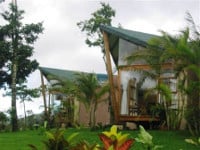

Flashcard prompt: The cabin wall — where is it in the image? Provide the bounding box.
[78,93,110,126]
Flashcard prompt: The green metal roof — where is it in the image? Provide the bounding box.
[39,67,108,83]
[100,25,159,66]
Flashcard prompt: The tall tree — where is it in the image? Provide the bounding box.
[157,14,200,134]
[75,73,109,128]
[77,2,115,57]
[48,78,77,126]
[0,3,43,131]
[77,2,115,124]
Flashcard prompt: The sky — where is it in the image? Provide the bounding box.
[0,0,199,117]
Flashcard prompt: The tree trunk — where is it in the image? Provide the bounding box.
[10,0,19,132]
[89,104,92,127]
[48,93,51,117]
[92,101,97,128]
[11,62,18,131]
[22,99,27,128]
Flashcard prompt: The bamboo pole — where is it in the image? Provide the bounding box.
[102,31,119,122]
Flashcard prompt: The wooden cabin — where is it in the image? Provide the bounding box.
[39,67,110,127]
[100,25,177,124]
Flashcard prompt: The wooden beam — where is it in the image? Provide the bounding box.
[118,63,173,70]
[103,31,119,122]
[119,115,160,122]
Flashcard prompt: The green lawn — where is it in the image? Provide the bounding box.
[0,128,198,150]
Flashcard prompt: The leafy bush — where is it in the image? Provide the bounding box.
[185,137,200,146]
[99,125,134,150]
[28,125,163,150]
[29,129,78,150]
[185,107,200,136]
[136,125,163,150]
[71,140,100,150]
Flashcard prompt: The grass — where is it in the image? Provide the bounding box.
[0,128,199,150]
[0,130,44,150]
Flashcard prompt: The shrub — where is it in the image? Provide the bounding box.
[185,137,200,146]
[185,107,200,136]
[136,125,163,150]
[29,129,78,150]
[29,125,162,150]
[99,125,134,150]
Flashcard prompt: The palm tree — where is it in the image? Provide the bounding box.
[75,72,109,128]
[48,78,76,127]
[158,14,200,134]
[127,13,200,132]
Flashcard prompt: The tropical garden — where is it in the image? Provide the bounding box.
[0,1,200,150]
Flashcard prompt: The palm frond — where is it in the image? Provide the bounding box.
[157,83,172,102]
[185,11,200,40]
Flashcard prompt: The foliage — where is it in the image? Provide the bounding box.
[77,1,116,125]
[126,13,200,133]
[156,14,200,134]
[146,83,181,130]
[0,3,43,131]
[99,125,134,150]
[0,3,43,86]
[29,129,79,150]
[75,72,109,128]
[77,2,115,53]
[185,107,200,136]
[136,125,163,150]
[155,84,182,130]
[185,137,200,146]
[29,125,134,150]
[29,128,100,150]
[0,111,8,131]
[71,141,100,150]
[5,83,40,129]
[46,75,79,127]
[150,104,165,120]
[37,121,48,135]
[0,128,198,150]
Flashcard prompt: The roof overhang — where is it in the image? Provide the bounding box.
[100,25,159,66]
[39,67,108,83]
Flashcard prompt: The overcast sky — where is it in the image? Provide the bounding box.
[0,0,199,116]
